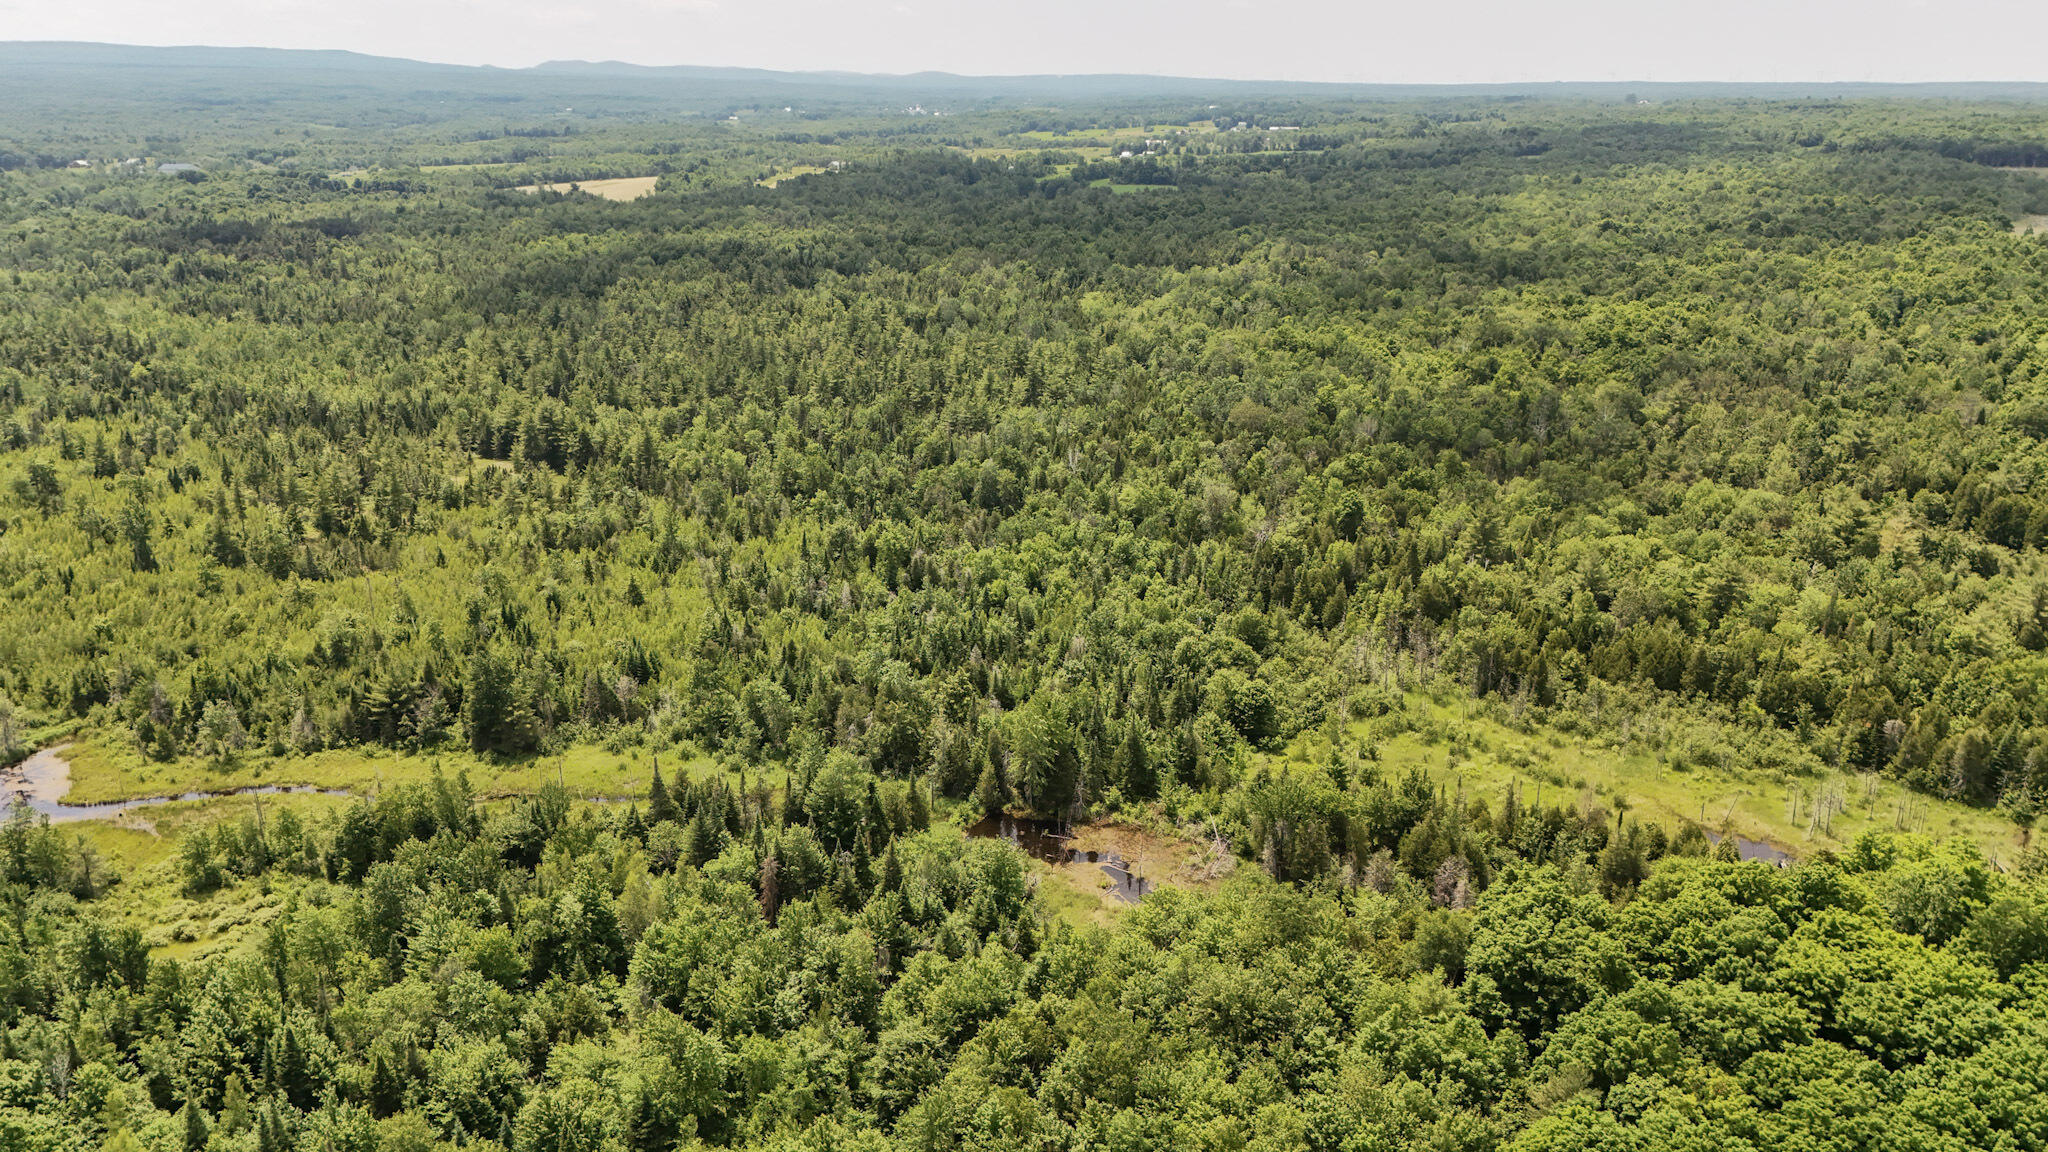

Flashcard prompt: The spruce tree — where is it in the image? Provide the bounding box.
[647,761,680,825]
[879,843,904,896]
[369,1051,402,1118]
[254,1106,282,1152]
[1121,717,1155,800]
[975,753,1005,815]
[907,776,931,831]
[180,1100,210,1152]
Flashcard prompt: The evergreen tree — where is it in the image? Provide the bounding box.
[907,777,931,831]
[369,1051,402,1119]
[180,1100,210,1152]
[975,753,1006,814]
[1120,717,1155,800]
[647,761,680,826]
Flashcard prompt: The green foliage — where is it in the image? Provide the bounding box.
[4,780,2046,1152]
[9,86,2048,838]
[9,60,2048,1150]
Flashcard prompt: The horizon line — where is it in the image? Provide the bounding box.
[10,40,2048,90]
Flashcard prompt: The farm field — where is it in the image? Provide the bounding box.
[513,173,661,198]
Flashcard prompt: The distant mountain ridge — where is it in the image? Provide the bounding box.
[0,41,453,72]
[10,41,2048,100]
[0,42,1384,97]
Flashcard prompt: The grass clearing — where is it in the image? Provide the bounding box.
[1087,179,1179,194]
[757,164,833,187]
[514,175,661,200]
[1033,869,1120,929]
[53,734,767,805]
[1261,691,2030,867]
[55,792,360,960]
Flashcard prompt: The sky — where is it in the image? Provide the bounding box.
[3,0,2046,83]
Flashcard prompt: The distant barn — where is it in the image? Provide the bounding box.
[157,162,200,174]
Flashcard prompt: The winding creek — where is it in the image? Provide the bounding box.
[3,745,1800,876]
[1,746,352,823]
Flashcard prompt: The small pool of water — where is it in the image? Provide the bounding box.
[966,814,1153,902]
[1706,831,1795,867]
[2,746,353,824]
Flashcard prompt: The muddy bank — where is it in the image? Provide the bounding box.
[1,746,352,823]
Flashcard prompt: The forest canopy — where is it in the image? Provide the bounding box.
[7,46,2048,1152]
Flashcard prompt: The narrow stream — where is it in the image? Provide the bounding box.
[1,746,353,824]
[966,814,1153,902]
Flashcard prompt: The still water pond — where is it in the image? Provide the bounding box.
[966,814,1153,902]
[1706,832,1795,867]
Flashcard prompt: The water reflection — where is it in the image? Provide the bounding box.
[966,814,1153,902]
[1706,831,1795,867]
[2,746,352,824]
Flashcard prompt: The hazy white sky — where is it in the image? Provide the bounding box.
[2,0,2044,82]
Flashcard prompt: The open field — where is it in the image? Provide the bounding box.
[1998,165,2048,233]
[757,164,835,187]
[1011,122,1217,143]
[48,736,757,805]
[1089,179,1179,194]
[513,174,661,200]
[1260,691,2030,868]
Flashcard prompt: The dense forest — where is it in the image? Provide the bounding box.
[4,769,2048,1152]
[8,44,2048,1151]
